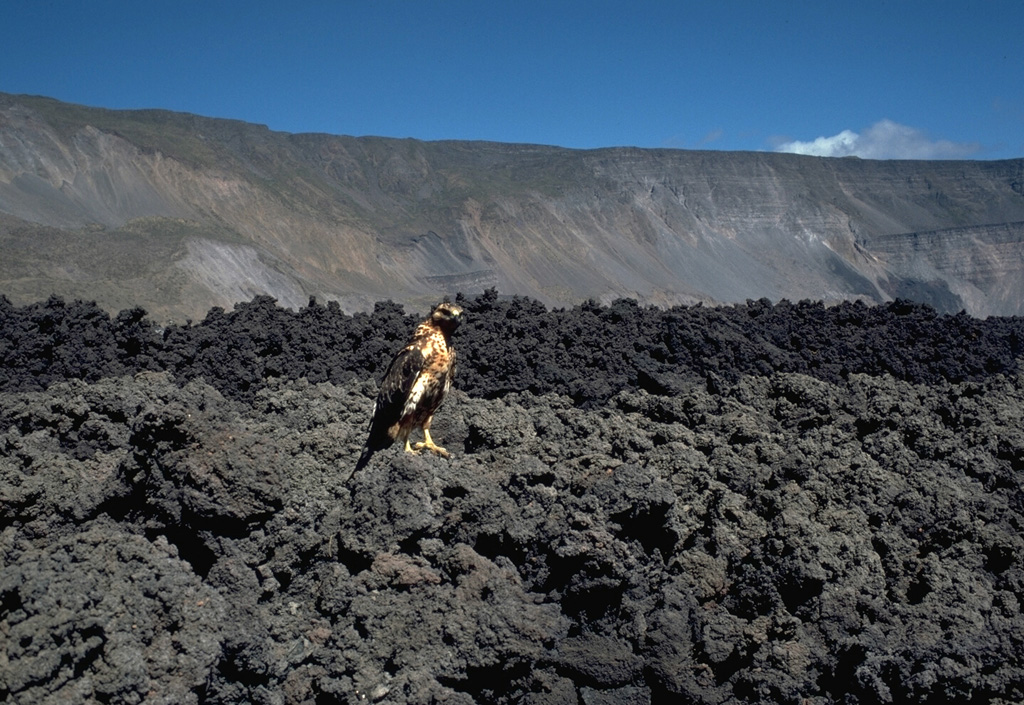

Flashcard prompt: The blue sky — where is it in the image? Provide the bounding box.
[2,1,1022,159]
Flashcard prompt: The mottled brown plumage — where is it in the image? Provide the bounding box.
[348,302,463,479]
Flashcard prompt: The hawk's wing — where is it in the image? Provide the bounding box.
[348,344,426,480]
[365,343,426,450]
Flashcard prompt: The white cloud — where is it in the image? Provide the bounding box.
[775,120,981,159]
[697,128,724,147]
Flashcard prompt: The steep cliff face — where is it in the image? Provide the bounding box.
[864,222,1024,315]
[2,93,1023,319]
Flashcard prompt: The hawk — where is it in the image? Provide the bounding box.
[348,302,464,479]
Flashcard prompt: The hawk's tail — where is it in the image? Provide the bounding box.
[346,445,375,482]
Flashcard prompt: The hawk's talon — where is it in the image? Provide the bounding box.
[413,441,450,458]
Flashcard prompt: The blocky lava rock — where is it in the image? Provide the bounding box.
[2,292,1024,703]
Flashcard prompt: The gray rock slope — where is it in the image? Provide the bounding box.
[2,93,1024,320]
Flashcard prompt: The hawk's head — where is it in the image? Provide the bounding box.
[430,302,464,335]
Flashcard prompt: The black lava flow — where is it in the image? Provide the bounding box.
[2,290,1021,403]
[3,290,1024,705]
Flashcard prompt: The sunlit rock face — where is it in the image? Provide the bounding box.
[2,93,1024,321]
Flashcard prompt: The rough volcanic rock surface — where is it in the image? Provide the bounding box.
[2,292,1024,704]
